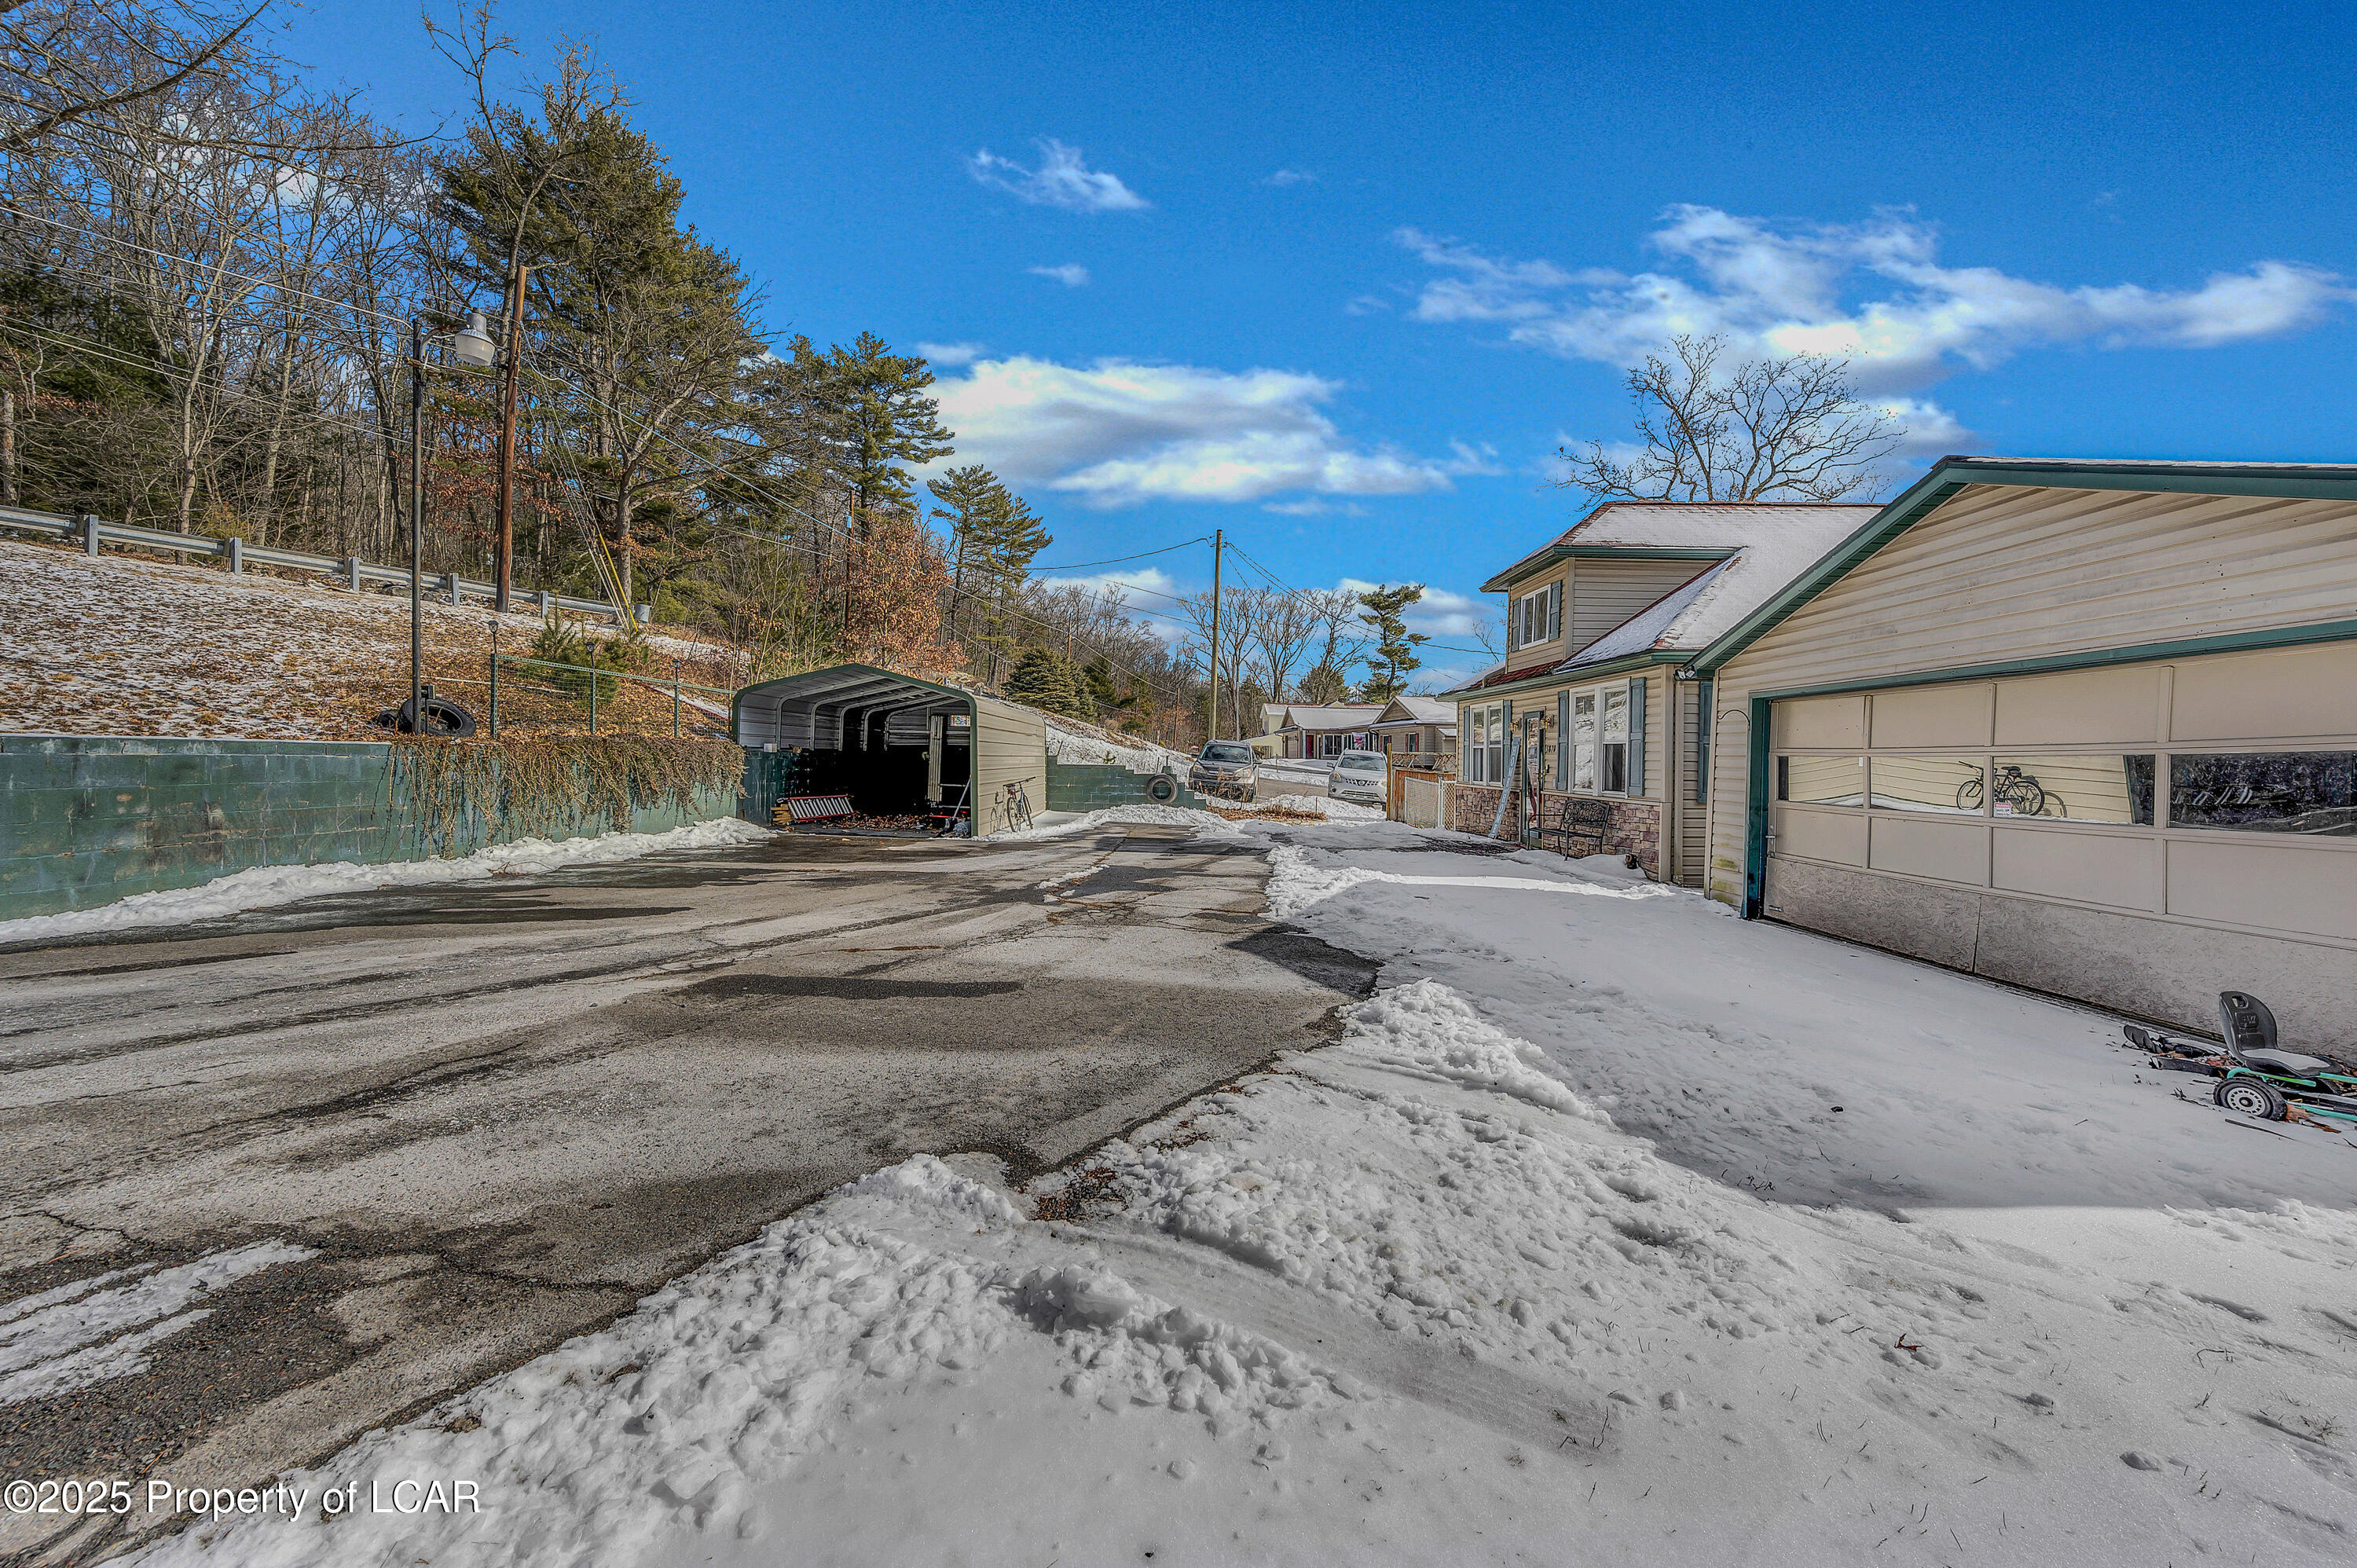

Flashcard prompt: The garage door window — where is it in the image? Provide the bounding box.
[1990,755,2155,824]
[2169,751,2357,836]
[1868,756,1985,814]
[1777,755,1864,806]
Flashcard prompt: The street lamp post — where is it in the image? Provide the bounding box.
[409,318,426,731]
[493,258,530,614]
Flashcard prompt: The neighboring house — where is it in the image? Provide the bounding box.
[1686,456,2357,1046]
[1450,502,1873,882]
[1369,696,1456,759]
[1263,703,1387,758]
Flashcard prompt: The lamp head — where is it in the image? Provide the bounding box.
[454,310,497,369]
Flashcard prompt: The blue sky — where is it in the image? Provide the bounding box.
[289,1,2357,687]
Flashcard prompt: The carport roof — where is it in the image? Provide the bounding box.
[732,663,975,738]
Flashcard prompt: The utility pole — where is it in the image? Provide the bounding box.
[1206,527,1224,741]
[493,258,530,614]
[408,319,426,729]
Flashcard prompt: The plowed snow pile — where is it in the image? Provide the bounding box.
[136,819,2357,1568]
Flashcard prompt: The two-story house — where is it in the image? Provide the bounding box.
[1448,501,1872,882]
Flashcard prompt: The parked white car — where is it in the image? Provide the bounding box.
[1329,749,1387,805]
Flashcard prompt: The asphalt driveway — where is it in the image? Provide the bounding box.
[0,823,1375,1563]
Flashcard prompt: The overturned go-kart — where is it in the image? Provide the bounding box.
[2130,990,2357,1135]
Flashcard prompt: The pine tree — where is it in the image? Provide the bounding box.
[928,463,1049,683]
[1081,653,1119,714]
[1005,646,1097,720]
[438,97,764,606]
[808,333,953,532]
[1355,584,1428,703]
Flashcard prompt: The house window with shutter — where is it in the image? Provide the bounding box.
[1509,581,1562,651]
[1558,676,1651,797]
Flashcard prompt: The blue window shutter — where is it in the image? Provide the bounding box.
[1695,680,1712,804]
[1546,583,1561,642]
[1556,691,1571,789]
[1626,676,1648,796]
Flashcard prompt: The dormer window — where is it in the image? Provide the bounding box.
[1508,581,1562,650]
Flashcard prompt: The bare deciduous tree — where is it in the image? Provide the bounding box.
[0,0,267,156]
[1558,333,1903,503]
[1243,583,1318,704]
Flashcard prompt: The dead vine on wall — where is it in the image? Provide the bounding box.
[391,735,742,852]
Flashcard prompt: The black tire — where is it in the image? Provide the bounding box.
[1956,778,1985,811]
[1146,775,1176,804]
[2016,781,2047,817]
[2214,1075,2287,1120]
[399,694,477,738]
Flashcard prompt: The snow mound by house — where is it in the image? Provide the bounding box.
[0,817,772,945]
[998,804,1247,841]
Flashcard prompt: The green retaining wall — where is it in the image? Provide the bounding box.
[0,735,739,922]
[1043,760,1210,812]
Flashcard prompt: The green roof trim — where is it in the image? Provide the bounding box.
[1482,545,1736,594]
[1691,457,2357,677]
[1449,650,1688,704]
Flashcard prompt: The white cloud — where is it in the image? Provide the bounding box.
[1028,263,1091,288]
[1871,397,1972,456]
[1265,168,1317,187]
[1398,207,2350,399]
[1036,565,1176,597]
[966,139,1149,213]
[1261,498,1367,517]
[1333,579,1493,643]
[928,356,1475,509]
[917,340,986,367]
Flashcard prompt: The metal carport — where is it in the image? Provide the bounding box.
[733,664,1047,837]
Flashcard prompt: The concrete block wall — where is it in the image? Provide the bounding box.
[0,735,736,921]
[1044,760,1210,812]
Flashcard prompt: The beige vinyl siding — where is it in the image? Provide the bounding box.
[970,694,1047,837]
[1705,484,2357,905]
[1567,560,1711,654]
[1701,481,2357,1041]
[1501,571,1568,665]
[1674,678,1704,886]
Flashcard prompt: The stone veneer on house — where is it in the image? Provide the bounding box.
[1451,783,1662,879]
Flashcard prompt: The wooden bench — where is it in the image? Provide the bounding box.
[1537,796,1611,858]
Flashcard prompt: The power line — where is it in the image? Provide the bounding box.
[1030,536,1208,573]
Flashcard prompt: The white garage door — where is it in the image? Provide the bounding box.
[1761,641,2357,1039]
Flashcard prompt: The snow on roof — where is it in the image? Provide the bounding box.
[1446,504,1872,693]
[1554,500,1875,552]
[1373,696,1453,724]
[1278,704,1385,728]
[1556,560,1734,670]
[1484,499,1879,591]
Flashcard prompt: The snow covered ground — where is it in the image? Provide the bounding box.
[0,537,742,740]
[1045,718,1192,775]
[0,818,772,945]
[131,818,2357,1567]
